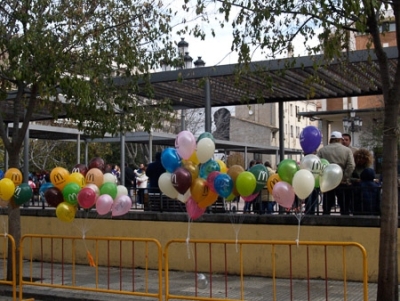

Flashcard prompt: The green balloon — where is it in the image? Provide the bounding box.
[14,183,33,206]
[249,164,269,193]
[277,159,299,184]
[62,182,81,205]
[197,132,215,142]
[100,182,118,199]
[236,171,256,197]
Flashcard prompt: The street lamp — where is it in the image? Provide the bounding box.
[342,109,363,132]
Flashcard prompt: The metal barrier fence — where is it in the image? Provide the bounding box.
[164,239,369,301]
[18,235,163,301]
[0,234,17,300]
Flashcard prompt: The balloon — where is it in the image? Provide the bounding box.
[213,173,233,198]
[96,194,114,215]
[4,168,23,186]
[277,159,299,184]
[199,159,220,179]
[112,195,132,217]
[267,174,281,194]
[190,178,208,203]
[88,157,105,172]
[103,173,117,184]
[197,190,218,209]
[77,187,97,209]
[216,160,227,173]
[115,185,128,199]
[316,159,330,188]
[50,167,70,190]
[242,192,259,202]
[292,169,315,200]
[62,182,81,205]
[197,132,215,142]
[0,170,4,180]
[85,168,104,188]
[299,126,322,155]
[300,154,322,188]
[236,171,256,197]
[100,182,118,199]
[206,171,220,193]
[196,138,215,164]
[44,187,64,207]
[13,183,33,206]
[56,202,77,222]
[161,148,182,173]
[71,164,88,176]
[158,172,179,199]
[175,130,197,160]
[85,183,100,196]
[0,178,16,201]
[186,197,206,220]
[188,152,200,165]
[227,165,245,196]
[182,160,199,181]
[225,193,236,202]
[171,167,193,194]
[39,182,54,202]
[176,189,191,203]
[319,164,343,193]
[249,164,269,193]
[272,182,295,209]
[68,172,86,188]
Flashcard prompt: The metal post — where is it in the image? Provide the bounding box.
[205,79,211,132]
[76,134,81,164]
[279,102,285,162]
[23,122,29,183]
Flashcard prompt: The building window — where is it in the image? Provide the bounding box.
[290,104,293,116]
[290,125,293,138]
[296,126,300,138]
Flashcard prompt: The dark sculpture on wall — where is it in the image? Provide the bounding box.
[213,108,230,140]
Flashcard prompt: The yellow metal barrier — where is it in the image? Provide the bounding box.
[0,234,17,300]
[19,234,163,301]
[164,239,369,301]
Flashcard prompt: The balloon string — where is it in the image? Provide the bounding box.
[186,217,192,259]
[295,218,301,247]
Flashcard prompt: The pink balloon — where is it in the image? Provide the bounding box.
[175,131,196,160]
[272,182,295,209]
[242,192,259,202]
[96,194,114,215]
[77,187,97,209]
[206,171,220,193]
[186,197,206,220]
[112,195,132,217]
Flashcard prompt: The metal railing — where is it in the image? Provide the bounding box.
[0,234,17,300]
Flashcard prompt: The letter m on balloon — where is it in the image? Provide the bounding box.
[54,173,64,183]
[257,171,268,182]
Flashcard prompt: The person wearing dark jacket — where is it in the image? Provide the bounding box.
[146,152,166,193]
[358,168,381,215]
[124,163,136,198]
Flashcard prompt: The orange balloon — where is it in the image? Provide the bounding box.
[182,160,199,180]
[227,165,244,196]
[197,190,218,209]
[85,168,104,188]
[267,174,281,194]
[50,167,70,191]
[68,172,86,188]
[4,168,23,186]
[190,178,208,203]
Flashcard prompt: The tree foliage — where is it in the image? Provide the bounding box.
[182,0,400,299]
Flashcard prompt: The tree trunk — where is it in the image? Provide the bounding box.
[377,94,399,300]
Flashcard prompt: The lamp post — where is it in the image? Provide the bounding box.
[342,109,363,133]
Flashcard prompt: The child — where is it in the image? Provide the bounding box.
[359,168,381,215]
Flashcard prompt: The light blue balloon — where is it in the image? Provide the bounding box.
[199,159,220,179]
[39,182,54,201]
[214,173,233,198]
[161,148,182,173]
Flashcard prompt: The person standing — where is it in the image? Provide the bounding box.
[317,131,355,215]
[260,161,276,214]
[243,160,257,213]
[146,152,166,194]
[134,164,148,205]
[124,163,136,199]
[342,133,358,154]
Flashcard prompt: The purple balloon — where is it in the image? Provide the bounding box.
[299,126,322,155]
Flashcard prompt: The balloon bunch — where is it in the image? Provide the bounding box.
[159,131,272,220]
[0,168,31,207]
[42,158,131,223]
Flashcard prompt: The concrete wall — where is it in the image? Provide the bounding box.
[13,210,392,283]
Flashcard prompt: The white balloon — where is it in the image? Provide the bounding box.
[196,138,215,163]
[292,169,315,200]
[319,164,343,193]
[158,172,179,199]
[115,185,128,199]
[85,183,100,197]
[103,172,117,184]
[300,154,322,179]
[177,189,191,203]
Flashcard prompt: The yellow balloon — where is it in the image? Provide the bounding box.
[216,160,227,173]
[4,168,23,186]
[50,167,70,191]
[0,178,16,201]
[188,152,200,165]
[267,174,281,195]
[190,178,208,203]
[56,202,77,223]
[68,172,86,188]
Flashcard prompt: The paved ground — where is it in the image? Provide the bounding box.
[0,260,378,301]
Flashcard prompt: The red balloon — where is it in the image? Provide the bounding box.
[206,171,220,193]
[89,157,105,172]
[171,167,192,194]
[77,187,97,209]
[44,187,64,208]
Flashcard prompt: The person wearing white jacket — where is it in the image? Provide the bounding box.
[134,165,148,205]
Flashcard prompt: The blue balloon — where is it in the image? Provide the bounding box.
[39,182,54,201]
[161,148,182,173]
[0,169,4,180]
[214,173,233,198]
[299,126,322,155]
[199,159,220,179]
